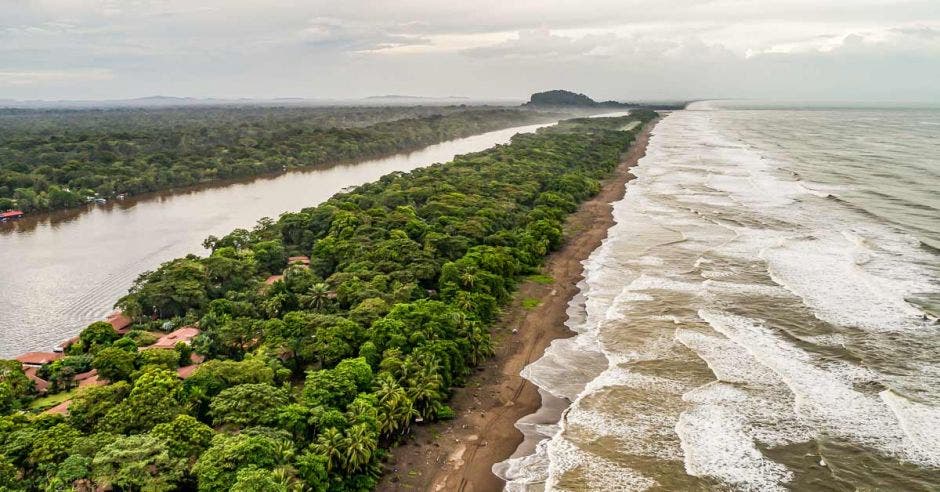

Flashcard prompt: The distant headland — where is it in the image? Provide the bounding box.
[524,89,686,110]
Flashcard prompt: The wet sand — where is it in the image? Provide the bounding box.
[378,119,658,491]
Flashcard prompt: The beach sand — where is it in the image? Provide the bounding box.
[377,119,658,492]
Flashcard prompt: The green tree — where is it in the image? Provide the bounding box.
[208,383,289,428]
[373,372,416,439]
[27,423,82,468]
[230,466,296,492]
[150,414,215,460]
[309,427,345,473]
[251,240,286,274]
[342,423,378,473]
[192,433,287,492]
[91,434,186,492]
[137,348,180,372]
[101,368,182,434]
[67,382,131,433]
[92,346,136,382]
[0,360,33,409]
[78,321,119,353]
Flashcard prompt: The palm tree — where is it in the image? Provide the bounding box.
[374,373,417,438]
[459,268,477,289]
[303,282,331,311]
[272,466,303,492]
[342,423,377,473]
[453,291,475,312]
[310,427,345,472]
[466,323,494,367]
[406,361,444,420]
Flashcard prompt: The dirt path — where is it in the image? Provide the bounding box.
[378,119,659,491]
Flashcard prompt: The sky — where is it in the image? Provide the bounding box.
[2,0,939,102]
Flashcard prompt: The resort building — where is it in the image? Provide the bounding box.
[147,326,201,349]
[16,351,63,368]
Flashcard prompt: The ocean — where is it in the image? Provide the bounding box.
[496,103,940,490]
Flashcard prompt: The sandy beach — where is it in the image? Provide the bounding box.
[378,119,658,491]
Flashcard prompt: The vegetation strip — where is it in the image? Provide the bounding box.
[0,111,656,491]
[0,107,551,214]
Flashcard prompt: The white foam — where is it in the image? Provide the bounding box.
[762,233,929,332]
[881,390,940,466]
[545,438,657,491]
[677,401,794,491]
[700,309,937,467]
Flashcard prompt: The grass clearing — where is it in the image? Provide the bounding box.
[29,389,77,410]
[527,273,555,285]
[521,298,542,310]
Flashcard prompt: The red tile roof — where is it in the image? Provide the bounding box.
[106,311,133,333]
[0,210,24,219]
[78,373,105,388]
[264,275,284,285]
[16,352,63,366]
[55,335,81,353]
[74,369,105,388]
[177,365,199,379]
[22,366,49,394]
[288,256,310,266]
[148,326,201,349]
[74,369,97,381]
[43,400,71,415]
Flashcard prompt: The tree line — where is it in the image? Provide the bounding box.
[0,106,552,214]
[0,111,657,491]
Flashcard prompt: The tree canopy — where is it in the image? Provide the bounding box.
[0,111,656,491]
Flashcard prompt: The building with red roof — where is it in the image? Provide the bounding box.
[176,365,199,379]
[106,311,133,334]
[0,210,24,220]
[74,369,105,388]
[22,366,50,394]
[43,400,71,415]
[147,326,201,349]
[16,352,63,367]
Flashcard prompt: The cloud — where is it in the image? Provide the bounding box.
[0,0,938,100]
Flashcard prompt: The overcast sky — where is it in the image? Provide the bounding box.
[2,0,939,102]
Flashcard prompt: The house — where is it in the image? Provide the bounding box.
[106,311,133,334]
[176,365,199,379]
[146,326,201,349]
[0,210,24,221]
[53,335,80,353]
[16,352,63,368]
[264,275,284,285]
[22,366,50,394]
[75,369,105,388]
[43,400,71,415]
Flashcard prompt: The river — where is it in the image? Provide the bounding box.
[0,121,556,358]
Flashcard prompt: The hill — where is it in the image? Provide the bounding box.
[524,89,687,110]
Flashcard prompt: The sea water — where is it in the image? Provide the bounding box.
[496,103,940,490]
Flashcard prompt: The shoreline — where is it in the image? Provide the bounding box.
[377,118,658,491]
[0,116,561,235]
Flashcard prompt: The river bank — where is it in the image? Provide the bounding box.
[377,118,658,491]
[0,121,561,359]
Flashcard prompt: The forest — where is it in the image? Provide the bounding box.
[0,106,552,214]
[0,111,657,491]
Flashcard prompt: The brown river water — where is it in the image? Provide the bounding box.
[0,121,555,358]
